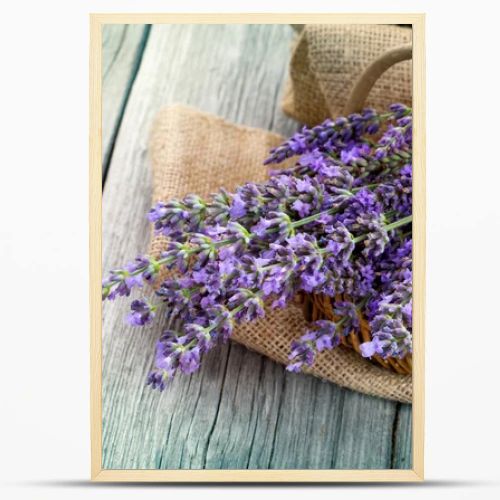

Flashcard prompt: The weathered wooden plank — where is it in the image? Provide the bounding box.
[392,403,413,469]
[332,391,397,469]
[102,24,411,470]
[265,375,346,469]
[102,24,149,174]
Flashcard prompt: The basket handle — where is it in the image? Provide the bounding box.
[344,44,412,115]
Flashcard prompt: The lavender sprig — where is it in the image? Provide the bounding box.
[103,104,414,390]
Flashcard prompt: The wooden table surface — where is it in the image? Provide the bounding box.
[101,24,412,470]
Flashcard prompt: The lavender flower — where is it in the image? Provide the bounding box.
[102,256,160,300]
[287,320,340,372]
[154,329,203,377]
[103,104,414,389]
[147,369,170,391]
[127,299,157,326]
[340,141,371,166]
[264,108,384,165]
[360,337,385,358]
[228,289,265,323]
[333,301,361,337]
[374,117,412,161]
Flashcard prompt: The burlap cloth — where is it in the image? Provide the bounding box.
[282,24,412,126]
[149,105,412,403]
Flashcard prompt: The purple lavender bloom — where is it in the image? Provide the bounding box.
[179,346,201,374]
[333,301,360,337]
[206,305,234,342]
[251,212,294,243]
[160,241,192,273]
[192,263,222,294]
[286,361,304,373]
[299,150,329,172]
[292,199,312,218]
[359,236,413,359]
[183,194,207,228]
[316,334,334,351]
[148,200,189,236]
[151,332,183,382]
[218,222,251,260]
[229,193,247,219]
[126,299,156,326]
[313,320,339,351]
[102,256,157,300]
[295,176,314,193]
[206,189,232,226]
[251,217,273,238]
[148,194,210,236]
[152,328,208,378]
[360,341,375,357]
[259,243,298,306]
[286,340,315,372]
[360,337,386,358]
[146,369,171,391]
[368,314,411,359]
[156,278,195,320]
[263,175,294,211]
[155,330,181,360]
[355,261,376,296]
[103,104,414,389]
[338,188,382,231]
[287,320,340,372]
[230,290,265,323]
[389,103,411,119]
[374,113,412,161]
[300,269,325,292]
[102,274,137,301]
[361,223,390,259]
[298,151,348,181]
[147,201,169,223]
[402,301,413,328]
[390,164,413,216]
[286,233,326,293]
[324,223,355,264]
[340,141,371,165]
[264,107,387,165]
[232,183,264,219]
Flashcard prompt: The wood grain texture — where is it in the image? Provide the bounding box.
[101,23,412,470]
[392,403,413,469]
[102,24,150,175]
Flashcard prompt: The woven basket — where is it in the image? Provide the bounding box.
[301,44,413,375]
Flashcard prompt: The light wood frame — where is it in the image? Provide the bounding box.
[90,12,425,482]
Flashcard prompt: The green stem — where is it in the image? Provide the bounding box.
[352,215,412,244]
[379,214,412,233]
[105,210,412,289]
[291,205,345,229]
[352,183,380,192]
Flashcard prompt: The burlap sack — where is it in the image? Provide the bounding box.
[149,105,412,403]
[282,24,412,126]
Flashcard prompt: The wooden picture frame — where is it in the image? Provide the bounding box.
[90,12,425,482]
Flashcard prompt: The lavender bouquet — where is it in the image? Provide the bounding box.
[102,103,413,390]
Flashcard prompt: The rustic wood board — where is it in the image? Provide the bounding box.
[101,23,412,470]
[102,24,150,177]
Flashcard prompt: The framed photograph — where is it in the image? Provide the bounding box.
[90,13,425,482]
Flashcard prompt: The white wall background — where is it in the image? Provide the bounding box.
[0,1,499,499]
